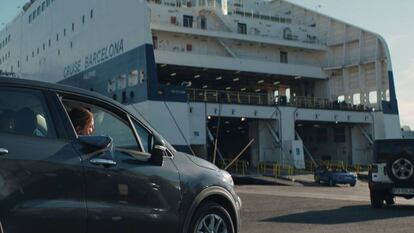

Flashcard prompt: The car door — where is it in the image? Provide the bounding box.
[0,87,86,233]
[59,95,182,233]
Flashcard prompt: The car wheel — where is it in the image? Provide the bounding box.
[370,190,384,208]
[387,153,414,185]
[328,179,335,187]
[190,202,235,233]
[350,182,356,187]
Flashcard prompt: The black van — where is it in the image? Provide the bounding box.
[370,139,414,208]
[0,77,241,233]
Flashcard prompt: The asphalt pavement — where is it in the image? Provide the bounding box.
[236,176,414,233]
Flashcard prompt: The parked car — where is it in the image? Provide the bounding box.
[314,166,357,187]
[0,77,241,233]
[369,139,414,208]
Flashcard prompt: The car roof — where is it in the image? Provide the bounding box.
[0,77,157,129]
[0,77,128,112]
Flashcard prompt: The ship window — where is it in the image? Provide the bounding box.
[385,90,390,101]
[353,93,360,105]
[42,2,46,11]
[70,41,73,48]
[280,51,288,63]
[37,6,41,16]
[58,49,60,56]
[29,14,33,23]
[64,29,66,36]
[32,11,36,20]
[32,51,34,58]
[26,56,28,62]
[56,33,59,42]
[17,60,20,68]
[82,15,85,24]
[43,43,45,51]
[49,39,51,47]
[237,23,247,34]
[90,9,94,19]
[46,0,50,7]
[72,23,75,31]
[369,91,377,104]
[183,15,193,28]
[128,70,139,87]
[37,48,39,54]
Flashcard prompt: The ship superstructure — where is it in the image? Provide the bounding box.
[0,0,402,168]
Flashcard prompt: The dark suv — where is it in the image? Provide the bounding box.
[0,78,241,233]
[369,139,414,208]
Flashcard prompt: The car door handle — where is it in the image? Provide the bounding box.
[0,148,8,156]
[90,158,117,167]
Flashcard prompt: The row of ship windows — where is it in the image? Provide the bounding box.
[28,0,56,24]
[0,34,11,51]
[0,51,11,65]
[25,9,94,61]
[1,9,95,70]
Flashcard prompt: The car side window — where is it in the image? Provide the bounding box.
[63,100,143,152]
[132,120,153,153]
[92,109,138,148]
[0,88,56,138]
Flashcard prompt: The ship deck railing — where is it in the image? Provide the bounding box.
[148,0,327,46]
[186,88,372,112]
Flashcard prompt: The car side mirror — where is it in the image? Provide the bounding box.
[78,135,113,156]
[151,135,167,166]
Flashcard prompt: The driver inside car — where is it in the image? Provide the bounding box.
[68,107,95,136]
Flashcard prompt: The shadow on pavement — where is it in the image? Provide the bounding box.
[233,176,284,186]
[262,205,414,224]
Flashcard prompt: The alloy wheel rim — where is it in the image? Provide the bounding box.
[196,214,228,233]
[392,158,414,180]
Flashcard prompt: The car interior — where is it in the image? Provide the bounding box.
[0,91,52,137]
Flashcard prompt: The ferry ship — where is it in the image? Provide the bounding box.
[0,0,402,168]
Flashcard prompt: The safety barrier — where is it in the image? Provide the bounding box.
[257,162,294,179]
[187,89,371,112]
[222,160,249,175]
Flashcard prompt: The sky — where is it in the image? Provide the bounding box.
[1,0,413,128]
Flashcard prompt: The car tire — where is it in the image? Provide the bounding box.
[350,182,356,187]
[370,189,384,208]
[386,153,414,185]
[328,179,335,187]
[189,202,235,233]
